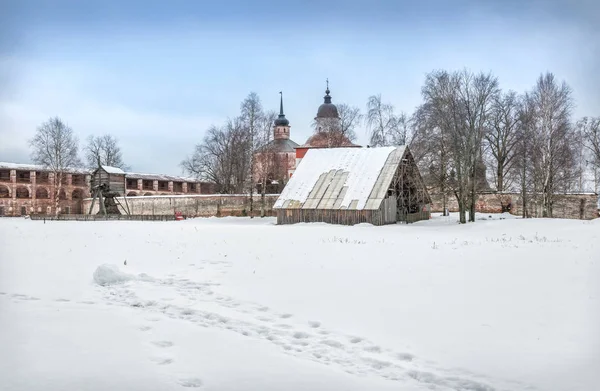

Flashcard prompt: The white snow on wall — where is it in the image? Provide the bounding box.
[274,147,397,210]
[0,162,89,174]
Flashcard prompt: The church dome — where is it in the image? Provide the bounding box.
[315,83,339,119]
[274,115,289,126]
[274,92,290,126]
[316,102,339,119]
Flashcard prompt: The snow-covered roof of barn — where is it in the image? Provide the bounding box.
[101,165,125,174]
[274,146,406,210]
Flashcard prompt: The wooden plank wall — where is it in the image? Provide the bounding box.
[276,208,390,226]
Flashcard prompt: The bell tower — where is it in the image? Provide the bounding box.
[274,91,290,140]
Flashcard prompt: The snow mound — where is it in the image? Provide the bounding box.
[93,264,134,286]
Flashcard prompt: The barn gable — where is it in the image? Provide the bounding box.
[274,146,400,211]
[274,146,431,226]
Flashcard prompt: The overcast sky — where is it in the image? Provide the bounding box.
[1,0,598,176]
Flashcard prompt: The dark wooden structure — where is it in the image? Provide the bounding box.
[89,166,129,215]
[274,146,431,226]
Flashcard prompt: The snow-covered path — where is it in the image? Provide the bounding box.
[1,214,598,390]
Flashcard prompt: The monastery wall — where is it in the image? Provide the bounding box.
[83,194,279,217]
[429,191,598,220]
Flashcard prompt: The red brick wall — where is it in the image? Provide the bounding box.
[0,170,90,217]
[429,191,598,220]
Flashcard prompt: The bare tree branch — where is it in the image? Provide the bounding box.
[85,134,129,170]
[29,117,82,216]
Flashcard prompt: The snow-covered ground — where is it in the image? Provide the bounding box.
[0,214,598,391]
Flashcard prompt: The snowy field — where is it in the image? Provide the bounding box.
[0,214,598,391]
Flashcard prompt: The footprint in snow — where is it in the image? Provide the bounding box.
[308,321,321,328]
[146,317,162,322]
[279,313,293,319]
[396,352,414,361]
[150,357,174,365]
[293,331,310,339]
[178,378,203,388]
[363,357,392,370]
[349,336,362,344]
[12,294,40,301]
[364,345,382,353]
[139,326,152,332]
[321,339,344,349]
[55,298,70,302]
[151,341,174,348]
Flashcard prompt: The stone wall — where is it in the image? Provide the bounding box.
[0,171,90,217]
[429,191,599,220]
[83,194,279,217]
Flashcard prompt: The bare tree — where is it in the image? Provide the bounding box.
[410,104,452,215]
[514,94,536,218]
[85,134,129,170]
[366,94,397,147]
[580,117,600,165]
[240,92,267,216]
[528,73,575,217]
[182,92,277,203]
[578,116,600,193]
[390,112,411,146]
[337,103,362,142]
[457,70,499,222]
[485,91,521,192]
[310,104,360,147]
[29,117,82,216]
[253,142,285,217]
[419,69,498,223]
[181,119,248,194]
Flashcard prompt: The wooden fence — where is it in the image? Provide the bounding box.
[400,211,431,224]
[29,214,178,222]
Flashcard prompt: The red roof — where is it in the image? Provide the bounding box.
[297,131,361,149]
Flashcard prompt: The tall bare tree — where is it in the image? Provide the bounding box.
[181,119,248,194]
[182,92,276,202]
[485,91,521,192]
[366,94,398,147]
[85,134,129,170]
[410,104,452,215]
[29,117,82,216]
[310,103,360,147]
[514,94,536,217]
[458,70,499,222]
[390,112,411,146]
[528,73,575,217]
[240,92,267,216]
[419,69,498,223]
[337,103,362,142]
[578,116,600,193]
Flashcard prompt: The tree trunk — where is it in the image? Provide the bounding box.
[442,192,447,217]
[468,167,476,222]
[521,170,527,219]
[260,178,266,218]
[54,172,62,216]
[455,188,467,224]
[497,163,504,192]
[459,196,467,224]
[249,176,254,218]
[441,163,448,216]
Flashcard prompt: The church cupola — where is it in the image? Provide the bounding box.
[315,79,340,120]
[274,91,291,140]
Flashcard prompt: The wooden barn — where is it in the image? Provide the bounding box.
[90,166,126,195]
[273,146,431,226]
